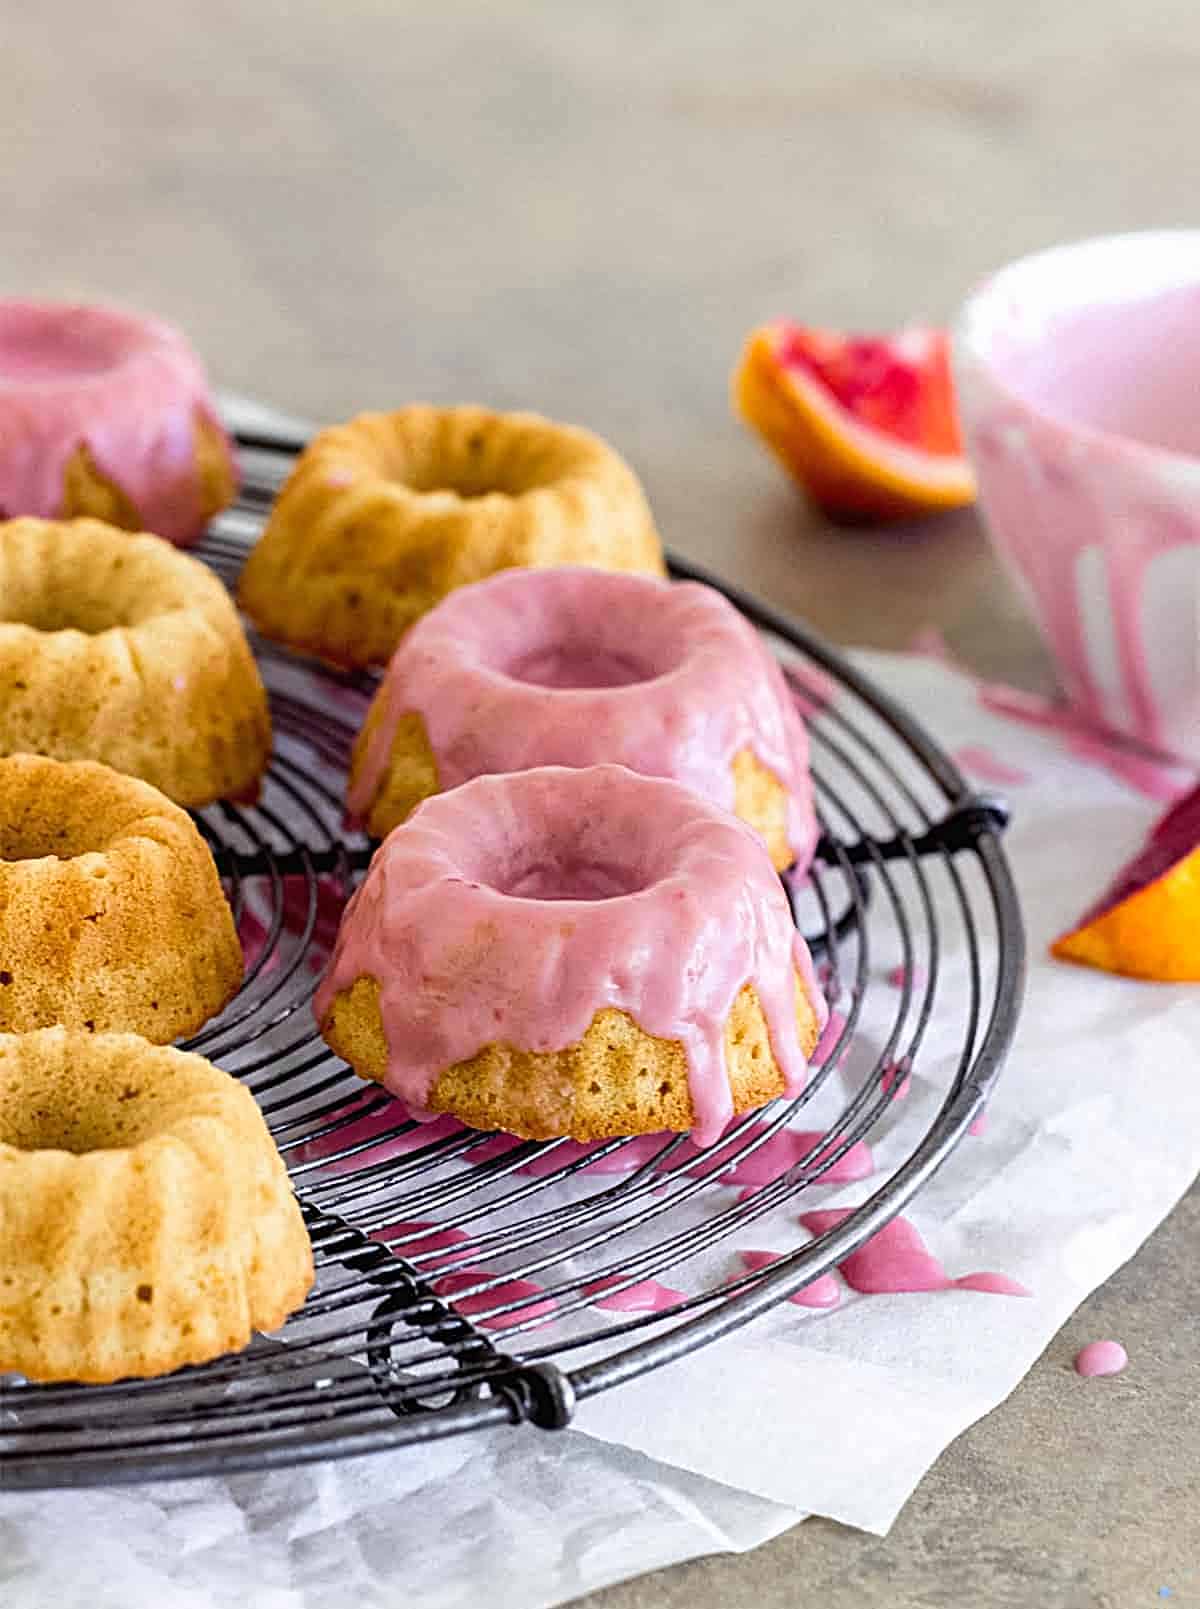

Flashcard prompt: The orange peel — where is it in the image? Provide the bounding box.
[1051,784,1200,982]
[734,322,976,521]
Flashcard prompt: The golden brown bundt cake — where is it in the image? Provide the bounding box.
[0,517,271,806]
[0,755,243,1040]
[0,299,238,546]
[346,566,820,873]
[237,405,666,668]
[316,766,827,1145]
[0,1027,312,1382]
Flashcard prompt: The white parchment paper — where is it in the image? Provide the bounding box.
[2,637,1198,1608]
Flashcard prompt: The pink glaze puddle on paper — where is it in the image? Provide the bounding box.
[800,1209,1028,1296]
[432,1271,556,1330]
[0,300,236,544]
[952,745,1033,787]
[1074,1339,1128,1377]
[349,565,820,873]
[739,1249,842,1308]
[977,684,1194,803]
[315,765,825,1147]
[296,1103,464,1174]
[584,1276,686,1313]
[718,1126,875,1188]
[955,1271,1031,1296]
[373,1220,473,1270]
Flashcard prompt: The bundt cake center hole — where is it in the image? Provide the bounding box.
[0,588,145,634]
[498,856,645,901]
[507,642,657,690]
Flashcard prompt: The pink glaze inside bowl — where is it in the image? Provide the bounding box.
[990,281,1200,458]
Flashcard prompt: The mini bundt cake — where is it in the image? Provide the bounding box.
[0,1027,312,1382]
[349,566,819,873]
[237,405,666,668]
[0,300,237,545]
[0,517,271,805]
[0,755,242,1040]
[316,765,827,1146]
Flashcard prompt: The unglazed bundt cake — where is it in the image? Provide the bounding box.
[0,300,237,545]
[0,755,242,1040]
[0,517,271,805]
[237,405,666,668]
[0,1027,312,1382]
[348,566,819,872]
[316,765,826,1146]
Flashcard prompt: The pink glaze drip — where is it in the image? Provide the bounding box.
[432,1271,556,1330]
[810,1009,848,1067]
[584,1276,686,1313]
[885,963,928,992]
[968,1110,990,1137]
[718,1126,874,1188]
[474,1122,872,1187]
[316,765,826,1148]
[1074,1339,1128,1377]
[880,1060,913,1101]
[0,301,236,545]
[952,744,1033,787]
[955,1271,1031,1296]
[739,1249,842,1308]
[349,566,819,872]
[800,1209,1027,1297]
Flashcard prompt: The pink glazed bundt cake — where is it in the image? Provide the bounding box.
[348,566,819,873]
[316,765,827,1146]
[0,301,237,546]
[237,405,665,668]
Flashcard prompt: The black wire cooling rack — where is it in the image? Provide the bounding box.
[0,427,1025,1490]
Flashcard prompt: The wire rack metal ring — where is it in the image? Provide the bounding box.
[0,427,1026,1489]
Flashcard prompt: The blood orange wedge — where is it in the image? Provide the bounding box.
[734,322,976,521]
[1051,783,1200,982]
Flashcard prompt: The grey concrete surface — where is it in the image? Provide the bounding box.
[2,4,1197,1604]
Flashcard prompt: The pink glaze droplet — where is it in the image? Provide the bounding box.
[583,1276,686,1313]
[885,962,928,992]
[739,1249,841,1308]
[968,1110,990,1137]
[800,1209,1027,1298]
[433,1272,556,1330]
[1074,1339,1128,1377]
[952,745,1033,787]
[881,1060,913,1101]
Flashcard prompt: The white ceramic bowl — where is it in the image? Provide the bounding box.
[954,231,1200,764]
